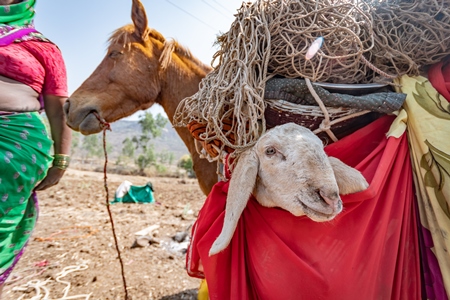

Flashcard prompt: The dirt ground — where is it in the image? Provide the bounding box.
[3,168,207,300]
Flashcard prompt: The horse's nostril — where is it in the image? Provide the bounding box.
[63,100,70,115]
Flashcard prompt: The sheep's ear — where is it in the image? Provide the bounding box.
[328,157,369,195]
[209,149,259,256]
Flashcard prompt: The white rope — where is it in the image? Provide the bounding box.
[305,78,338,142]
[11,264,92,300]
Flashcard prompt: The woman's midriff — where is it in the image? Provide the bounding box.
[0,74,40,112]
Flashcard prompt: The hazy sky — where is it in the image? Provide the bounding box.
[34,0,247,119]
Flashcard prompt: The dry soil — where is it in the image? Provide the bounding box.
[3,168,206,300]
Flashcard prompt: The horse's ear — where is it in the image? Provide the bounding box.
[131,0,149,41]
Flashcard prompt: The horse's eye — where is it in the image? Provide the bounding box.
[109,51,123,58]
[265,147,276,156]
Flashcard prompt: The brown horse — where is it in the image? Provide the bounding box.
[64,0,217,195]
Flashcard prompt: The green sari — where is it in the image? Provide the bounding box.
[0,0,36,26]
[0,112,52,283]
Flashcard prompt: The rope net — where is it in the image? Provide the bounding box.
[174,0,450,164]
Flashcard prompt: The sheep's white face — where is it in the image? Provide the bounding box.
[209,122,369,256]
[253,123,342,222]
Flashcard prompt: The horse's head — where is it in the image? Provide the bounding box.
[65,0,167,134]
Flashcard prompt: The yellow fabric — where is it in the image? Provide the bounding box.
[393,75,450,298]
[198,279,209,300]
[387,109,407,138]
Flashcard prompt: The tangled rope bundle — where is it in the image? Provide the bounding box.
[369,0,450,77]
[174,0,450,164]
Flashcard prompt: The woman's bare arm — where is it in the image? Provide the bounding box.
[34,94,72,190]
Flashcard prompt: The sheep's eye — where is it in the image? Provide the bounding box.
[265,147,276,156]
[109,50,123,58]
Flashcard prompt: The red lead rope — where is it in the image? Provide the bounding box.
[93,112,129,300]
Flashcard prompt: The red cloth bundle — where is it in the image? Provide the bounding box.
[428,59,450,102]
[186,116,421,300]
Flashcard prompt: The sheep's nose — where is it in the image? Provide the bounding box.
[319,190,342,212]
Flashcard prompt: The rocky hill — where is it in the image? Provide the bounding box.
[72,119,190,163]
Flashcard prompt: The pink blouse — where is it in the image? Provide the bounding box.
[0,40,68,97]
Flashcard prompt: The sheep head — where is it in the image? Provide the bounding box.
[209,123,369,256]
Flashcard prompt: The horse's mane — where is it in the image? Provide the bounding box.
[108,24,210,71]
